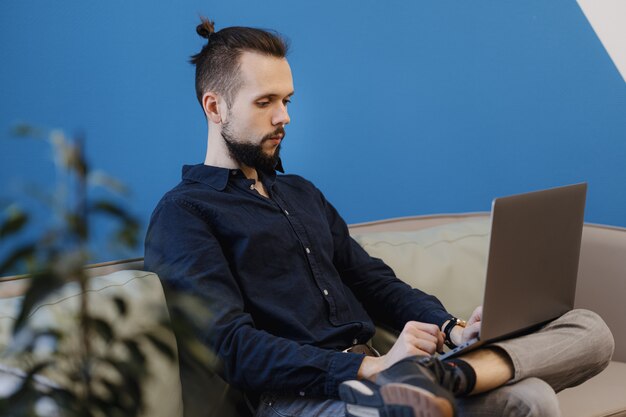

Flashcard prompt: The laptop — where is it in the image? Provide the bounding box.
[439,183,587,360]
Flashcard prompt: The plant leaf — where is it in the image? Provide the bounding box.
[90,200,130,220]
[0,208,29,239]
[143,333,176,362]
[112,296,127,316]
[88,317,114,344]
[0,243,37,275]
[64,140,88,179]
[123,339,146,367]
[115,220,140,248]
[12,272,65,334]
[64,213,88,240]
[101,358,143,411]
[9,328,63,355]
[88,171,129,195]
[90,200,140,249]
[11,123,45,139]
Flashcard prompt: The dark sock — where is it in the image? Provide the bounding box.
[445,358,476,396]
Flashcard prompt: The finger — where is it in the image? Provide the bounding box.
[462,322,481,342]
[405,321,440,337]
[413,338,438,355]
[411,347,431,357]
[467,306,483,326]
[410,324,445,352]
[437,330,444,352]
[404,331,438,349]
[403,331,439,354]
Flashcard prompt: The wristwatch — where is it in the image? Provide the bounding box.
[443,317,467,349]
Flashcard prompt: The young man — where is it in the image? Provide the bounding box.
[145,19,614,417]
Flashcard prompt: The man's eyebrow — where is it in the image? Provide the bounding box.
[254,91,295,101]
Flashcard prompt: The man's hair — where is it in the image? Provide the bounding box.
[190,18,289,110]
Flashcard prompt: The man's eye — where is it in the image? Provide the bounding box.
[283,99,291,106]
[257,101,270,107]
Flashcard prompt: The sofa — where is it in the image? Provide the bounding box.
[0,212,624,416]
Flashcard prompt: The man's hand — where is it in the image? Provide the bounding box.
[358,321,443,380]
[450,306,483,346]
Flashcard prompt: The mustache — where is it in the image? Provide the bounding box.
[261,126,286,142]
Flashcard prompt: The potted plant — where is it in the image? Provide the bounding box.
[0,125,176,417]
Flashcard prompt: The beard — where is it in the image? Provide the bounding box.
[221,122,285,174]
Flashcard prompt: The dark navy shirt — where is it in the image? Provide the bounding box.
[144,164,452,398]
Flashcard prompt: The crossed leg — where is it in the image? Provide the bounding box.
[255,309,614,417]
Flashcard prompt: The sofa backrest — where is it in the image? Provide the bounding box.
[350,213,626,362]
[0,270,183,417]
[351,216,491,321]
[3,212,623,363]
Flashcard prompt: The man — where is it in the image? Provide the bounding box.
[145,18,614,417]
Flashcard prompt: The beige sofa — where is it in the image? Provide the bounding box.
[349,213,626,417]
[0,267,184,417]
[0,212,624,416]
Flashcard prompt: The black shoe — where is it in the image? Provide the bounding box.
[340,379,414,417]
[414,356,468,396]
[339,356,457,417]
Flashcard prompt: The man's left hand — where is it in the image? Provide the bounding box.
[451,306,482,346]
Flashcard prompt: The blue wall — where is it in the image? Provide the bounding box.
[1,1,625,263]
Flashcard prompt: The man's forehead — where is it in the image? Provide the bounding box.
[238,51,293,96]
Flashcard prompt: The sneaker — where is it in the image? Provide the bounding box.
[339,356,457,417]
[413,356,467,395]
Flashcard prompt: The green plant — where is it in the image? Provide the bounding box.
[0,125,175,417]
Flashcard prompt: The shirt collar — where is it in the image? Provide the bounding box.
[275,158,285,173]
[182,164,231,190]
[182,158,284,191]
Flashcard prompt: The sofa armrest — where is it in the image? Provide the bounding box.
[576,224,626,362]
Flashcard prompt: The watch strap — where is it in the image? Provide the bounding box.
[443,317,466,349]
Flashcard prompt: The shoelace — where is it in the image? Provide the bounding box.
[417,356,461,393]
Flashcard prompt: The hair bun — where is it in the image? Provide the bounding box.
[196,17,215,40]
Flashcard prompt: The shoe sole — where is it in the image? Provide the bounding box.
[380,383,454,417]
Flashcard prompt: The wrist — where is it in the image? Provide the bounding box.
[442,317,467,349]
[450,325,464,346]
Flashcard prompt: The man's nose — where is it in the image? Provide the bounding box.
[273,103,290,126]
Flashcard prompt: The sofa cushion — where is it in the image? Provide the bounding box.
[351,218,491,320]
[557,361,626,417]
[0,270,183,417]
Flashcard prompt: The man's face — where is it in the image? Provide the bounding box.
[221,51,294,173]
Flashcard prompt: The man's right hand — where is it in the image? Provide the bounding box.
[357,321,443,381]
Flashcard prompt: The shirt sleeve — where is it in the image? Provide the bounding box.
[144,197,364,398]
[319,191,454,330]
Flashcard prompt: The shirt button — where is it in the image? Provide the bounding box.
[353,338,358,345]
[284,209,290,215]
[323,289,329,296]
[249,184,255,190]
[231,170,238,175]
[305,247,311,254]
[299,391,305,397]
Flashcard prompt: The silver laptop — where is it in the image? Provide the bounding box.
[439,183,587,360]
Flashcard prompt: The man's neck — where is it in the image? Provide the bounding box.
[203,136,258,181]
[239,164,259,182]
[204,130,238,169]
[204,130,269,198]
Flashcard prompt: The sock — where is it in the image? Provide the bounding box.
[445,358,476,396]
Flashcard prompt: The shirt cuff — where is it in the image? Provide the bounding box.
[324,351,366,398]
[429,310,456,329]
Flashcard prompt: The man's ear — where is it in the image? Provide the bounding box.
[202,92,222,124]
